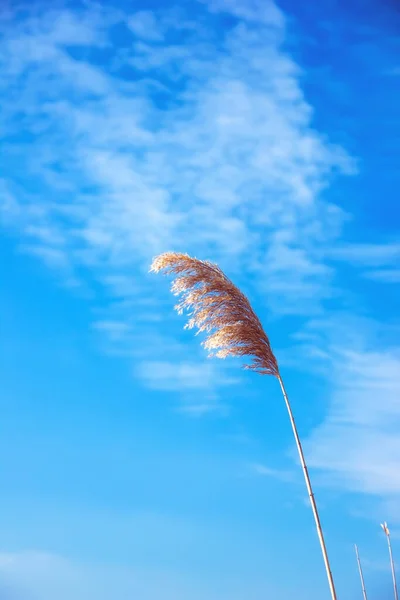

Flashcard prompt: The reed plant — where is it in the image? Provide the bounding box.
[150,251,337,600]
[381,522,398,600]
[354,544,368,600]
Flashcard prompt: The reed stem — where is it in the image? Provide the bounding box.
[278,375,337,600]
[382,524,399,600]
[354,544,368,600]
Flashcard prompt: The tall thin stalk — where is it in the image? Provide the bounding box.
[278,376,337,600]
[150,252,337,600]
[381,522,398,600]
[354,544,368,600]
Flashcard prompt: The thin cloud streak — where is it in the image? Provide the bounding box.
[0,0,359,405]
[0,0,397,452]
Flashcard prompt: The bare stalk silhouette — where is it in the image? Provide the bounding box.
[381,522,398,600]
[354,544,368,600]
[150,252,337,600]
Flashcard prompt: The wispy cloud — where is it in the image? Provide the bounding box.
[0,0,359,404]
[365,269,400,283]
[2,0,397,439]
[251,462,295,483]
[0,535,287,600]
[307,342,400,509]
[139,359,239,389]
[280,309,400,516]
[329,243,400,283]
[0,1,354,299]
[0,550,224,600]
[136,359,239,416]
[329,243,400,266]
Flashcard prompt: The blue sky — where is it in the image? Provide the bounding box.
[0,0,399,598]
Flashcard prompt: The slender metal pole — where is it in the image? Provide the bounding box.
[382,524,399,600]
[354,544,368,600]
[277,375,337,600]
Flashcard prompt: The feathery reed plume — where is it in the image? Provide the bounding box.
[354,544,368,600]
[150,252,337,600]
[381,522,398,600]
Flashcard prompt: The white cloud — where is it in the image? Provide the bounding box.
[137,360,232,391]
[0,0,360,404]
[5,0,398,445]
[251,463,294,482]
[206,0,286,28]
[0,546,291,600]
[127,11,165,41]
[365,269,400,283]
[3,0,396,470]
[306,344,400,511]
[329,242,400,267]
[93,320,132,340]
[136,359,238,415]
[178,401,229,417]
[0,550,219,600]
[0,1,354,307]
[279,311,400,515]
[0,0,399,541]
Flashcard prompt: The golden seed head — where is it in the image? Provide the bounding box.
[150,252,279,377]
